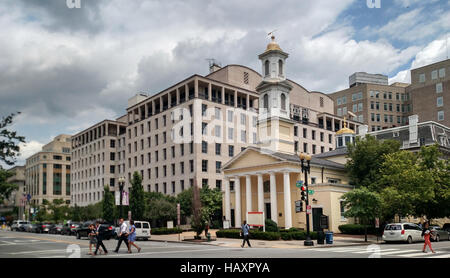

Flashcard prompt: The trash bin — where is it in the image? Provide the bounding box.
[325,232,334,244]
[317,231,325,244]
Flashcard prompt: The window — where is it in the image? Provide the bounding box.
[312,130,316,140]
[294,126,298,136]
[215,143,221,155]
[189,160,194,172]
[241,130,246,142]
[437,96,443,107]
[303,128,307,138]
[228,127,234,140]
[240,114,246,125]
[337,98,342,105]
[419,73,425,83]
[320,97,324,107]
[243,71,249,84]
[228,110,233,122]
[439,68,446,78]
[202,122,207,135]
[202,104,207,116]
[229,145,234,157]
[431,70,438,80]
[337,108,342,116]
[342,96,347,104]
[214,125,221,137]
[202,141,208,154]
[278,60,283,76]
[202,160,208,172]
[263,94,269,109]
[438,111,444,121]
[216,180,222,190]
[215,107,221,119]
[281,94,286,110]
[216,161,221,173]
[358,103,363,112]
[264,60,269,76]
[436,83,443,93]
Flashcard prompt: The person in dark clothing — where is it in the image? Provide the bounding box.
[114,218,129,253]
[241,220,251,248]
[422,221,436,253]
[93,221,108,256]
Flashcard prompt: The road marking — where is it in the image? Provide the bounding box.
[8,248,90,255]
[313,247,365,252]
[0,240,16,245]
[353,248,397,254]
[378,250,420,256]
[430,253,450,258]
[106,247,242,257]
[398,251,435,257]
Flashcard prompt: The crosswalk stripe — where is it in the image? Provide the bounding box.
[378,250,419,256]
[430,253,450,258]
[353,248,397,254]
[399,251,433,257]
[313,247,364,252]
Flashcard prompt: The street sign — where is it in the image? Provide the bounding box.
[115,191,120,205]
[375,217,380,228]
[295,200,302,213]
[308,190,314,195]
[296,180,303,188]
[306,205,312,215]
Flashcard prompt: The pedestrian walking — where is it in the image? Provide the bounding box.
[88,224,101,255]
[422,221,436,254]
[241,220,251,248]
[127,220,141,253]
[93,221,108,256]
[114,218,129,253]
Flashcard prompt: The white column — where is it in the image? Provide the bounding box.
[235,176,241,228]
[269,172,278,224]
[245,175,252,215]
[224,177,231,223]
[283,172,292,229]
[257,174,264,212]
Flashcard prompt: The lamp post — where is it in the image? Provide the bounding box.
[118,177,125,219]
[299,152,314,246]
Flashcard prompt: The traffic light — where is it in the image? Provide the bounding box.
[300,185,307,201]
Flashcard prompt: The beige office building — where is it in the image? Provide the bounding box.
[408,59,450,127]
[70,117,127,206]
[25,134,72,205]
[330,73,411,132]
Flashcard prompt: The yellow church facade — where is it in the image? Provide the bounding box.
[221,35,356,233]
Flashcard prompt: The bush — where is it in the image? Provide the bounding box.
[263,219,279,232]
[216,229,241,239]
[151,227,183,235]
[338,224,376,235]
[215,229,281,240]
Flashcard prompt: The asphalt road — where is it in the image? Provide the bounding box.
[1,230,450,258]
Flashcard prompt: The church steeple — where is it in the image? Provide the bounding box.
[256,35,295,154]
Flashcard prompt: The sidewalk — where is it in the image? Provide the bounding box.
[149,229,382,249]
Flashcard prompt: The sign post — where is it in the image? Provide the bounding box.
[306,205,312,215]
[177,203,181,241]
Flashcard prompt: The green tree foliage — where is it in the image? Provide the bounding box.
[130,172,145,220]
[144,198,176,225]
[0,113,26,166]
[191,184,204,237]
[102,186,115,223]
[48,199,70,223]
[342,187,381,241]
[346,135,400,189]
[0,169,16,203]
[199,186,222,225]
[176,187,193,218]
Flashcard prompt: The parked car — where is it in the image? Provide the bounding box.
[114,221,151,240]
[75,221,115,240]
[443,223,450,233]
[49,224,63,234]
[27,224,39,233]
[382,223,424,243]
[22,223,33,232]
[430,225,450,242]
[35,223,52,233]
[11,220,30,231]
[61,222,80,235]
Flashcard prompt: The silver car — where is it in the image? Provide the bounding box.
[430,226,450,242]
[382,223,424,243]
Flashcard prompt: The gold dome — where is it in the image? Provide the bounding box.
[336,127,355,135]
[265,35,282,52]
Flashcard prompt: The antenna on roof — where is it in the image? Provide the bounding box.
[206,58,221,73]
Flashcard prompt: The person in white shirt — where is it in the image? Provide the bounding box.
[114,218,129,253]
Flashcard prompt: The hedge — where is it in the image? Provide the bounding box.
[338,224,377,235]
[216,229,318,241]
[151,227,183,235]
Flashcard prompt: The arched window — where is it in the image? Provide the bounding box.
[263,94,269,109]
[265,60,270,77]
[281,93,286,110]
[278,60,283,76]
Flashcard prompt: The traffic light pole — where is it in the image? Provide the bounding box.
[300,155,314,246]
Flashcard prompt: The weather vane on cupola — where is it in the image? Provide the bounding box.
[268,29,277,40]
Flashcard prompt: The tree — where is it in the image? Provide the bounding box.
[130,172,145,220]
[102,186,115,223]
[0,113,26,165]
[0,169,16,203]
[346,135,400,189]
[176,187,193,219]
[48,199,70,223]
[144,198,176,226]
[191,184,204,238]
[200,186,222,227]
[342,187,381,242]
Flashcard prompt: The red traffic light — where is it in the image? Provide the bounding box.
[300,186,306,191]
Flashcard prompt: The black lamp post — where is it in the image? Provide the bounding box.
[118,177,125,219]
[299,152,314,246]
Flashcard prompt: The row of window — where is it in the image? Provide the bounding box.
[370,113,408,124]
[419,68,446,82]
[73,139,116,159]
[294,141,333,155]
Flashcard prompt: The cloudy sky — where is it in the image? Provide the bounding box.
[1,0,449,167]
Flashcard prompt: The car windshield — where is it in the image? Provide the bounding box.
[385,224,402,230]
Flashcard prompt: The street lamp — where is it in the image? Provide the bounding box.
[118,177,126,219]
[299,152,314,246]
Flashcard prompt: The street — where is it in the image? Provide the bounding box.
[1,230,450,258]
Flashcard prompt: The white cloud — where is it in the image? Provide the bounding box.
[16,140,45,166]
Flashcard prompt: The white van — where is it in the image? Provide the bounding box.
[116,221,151,241]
